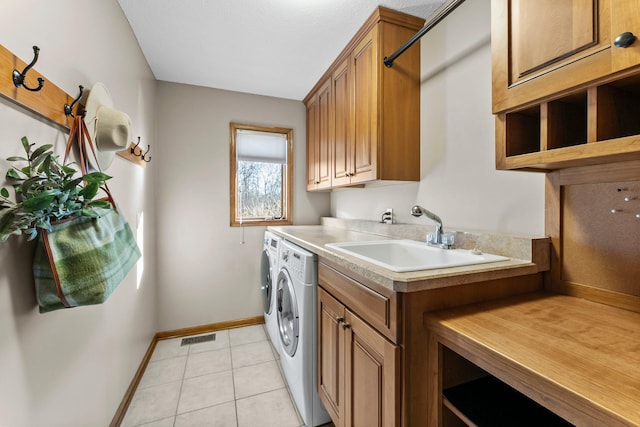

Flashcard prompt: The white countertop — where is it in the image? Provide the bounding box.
[269,221,550,293]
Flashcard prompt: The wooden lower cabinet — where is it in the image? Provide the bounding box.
[318,286,399,427]
[317,259,546,426]
[318,287,345,424]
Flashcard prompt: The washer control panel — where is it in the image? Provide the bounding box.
[279,241,316,284]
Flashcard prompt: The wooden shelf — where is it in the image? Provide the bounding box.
[443,376,572,427]
[497,71,640,171]
[426,292,640,426]
[500,134,640,170]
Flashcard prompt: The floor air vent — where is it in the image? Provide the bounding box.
[181,333,216,346]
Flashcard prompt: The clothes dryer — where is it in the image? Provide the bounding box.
[276,240,330,426]
[261,231,282,354]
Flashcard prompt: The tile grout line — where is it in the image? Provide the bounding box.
[171,341,190,426]
[229,343,239,427]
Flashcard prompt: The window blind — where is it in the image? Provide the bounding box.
[236,129,287,164]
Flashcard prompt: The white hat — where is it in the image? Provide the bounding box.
[83,82,131,170]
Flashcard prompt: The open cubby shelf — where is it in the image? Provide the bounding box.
[498,72,640,170]
[443,376,573,427]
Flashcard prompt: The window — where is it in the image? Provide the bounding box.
[230,123,293,226]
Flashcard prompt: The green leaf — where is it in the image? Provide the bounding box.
[63,177,83,191]
[20,166,32,176]
[0,211,16,236]
[80,208,100,218]
[21,176,43,194]
[79,182,99,200]
[30,144,53,160]
[36,218,52,230]
[31,152,51,170]
[6,169,22,180]
[88,200,112,209]
[57,191,69,204]
[26,228,39,241]
[22,194,56,212]
[61,165,77,175]
[41,155,52,175]
[0,188,8,198]
[21,136,30,152]
[83,172,112,183]
[6,156,27,162]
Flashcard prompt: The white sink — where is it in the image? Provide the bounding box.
[326,239,509,272]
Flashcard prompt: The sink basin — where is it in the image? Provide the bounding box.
[325,239,509,272]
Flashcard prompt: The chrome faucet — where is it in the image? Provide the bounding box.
[410,205,454,249]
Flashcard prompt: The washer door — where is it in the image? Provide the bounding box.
[260,249,272,314]
[276,269,299,357]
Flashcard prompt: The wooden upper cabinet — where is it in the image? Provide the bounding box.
[493,0,640,171]
[492,0,614,113]
[306,93,319,189]
[351,26,379,184]
[331,58,352,188]
[306,79,332,191]
[304,7,424,191]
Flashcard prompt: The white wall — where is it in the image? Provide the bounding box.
[0,1,157,426]
[332,0,545,235]
[155,82,330,331]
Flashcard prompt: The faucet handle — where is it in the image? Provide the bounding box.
[441,232,455,248]
[427,232,455,249]
[426,232,437,244]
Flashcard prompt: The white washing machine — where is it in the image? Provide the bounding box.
[261,231,282,355]
[276,240,330,426]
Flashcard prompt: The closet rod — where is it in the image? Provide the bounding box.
[383,0,467,68]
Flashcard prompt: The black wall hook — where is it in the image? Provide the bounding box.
[141,145,151,163]
[130,137,152,163]
[130,136,142,156]
[12,46,45,92]
[64,85,84,117]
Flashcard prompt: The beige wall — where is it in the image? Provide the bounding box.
[0,1,157,426]
[331,0,545,235]
[0,0,543,425]
[154,82,330,331]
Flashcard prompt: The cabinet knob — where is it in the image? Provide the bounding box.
[342,322,351,330]
[335,316,344,323]
[614,32,637,48]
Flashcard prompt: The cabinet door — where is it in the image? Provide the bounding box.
[611,0,640,71]
[318,287,346,426]
[332,58,353,187]
[344,309,400,427]
[306,94,319,191]
[317,80,332,189]
[306,80,332,191]
[492,0,612,112]
[351,26,379,184]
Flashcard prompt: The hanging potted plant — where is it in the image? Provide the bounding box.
[0,109,141,313]
[0,136,111,241]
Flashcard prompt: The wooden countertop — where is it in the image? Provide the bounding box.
[425,292,640,426]
[269,224,549,293]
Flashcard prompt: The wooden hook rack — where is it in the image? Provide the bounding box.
[0,44,79,132]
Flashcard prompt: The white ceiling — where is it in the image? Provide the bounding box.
[117,0,446,101]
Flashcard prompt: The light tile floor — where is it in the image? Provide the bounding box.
[121,325,306,427]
